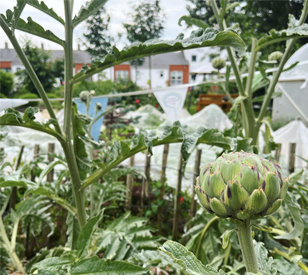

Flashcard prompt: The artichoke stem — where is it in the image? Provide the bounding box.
[236,219,259,273]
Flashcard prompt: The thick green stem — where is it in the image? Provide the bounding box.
[209,0,255,138]
[0,215,25,273]
[236,220,259,273]
[62,0,87,228]
[0,16,62,136]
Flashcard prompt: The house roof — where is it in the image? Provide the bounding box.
[0,48,23,66]
[136,51,189,69]
[0,48,92,66]
[0,47,188,68]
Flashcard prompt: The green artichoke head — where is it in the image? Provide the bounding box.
[196,151,288,221]
[212,57,226,71]
[268,51,283,63]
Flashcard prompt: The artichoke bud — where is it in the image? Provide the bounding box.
[96,102,102,111]
[212,57,226,71]
[80,91,90,103]
[195,151,288,221]
[268,51,283,63]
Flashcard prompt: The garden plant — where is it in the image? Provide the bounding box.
[1,0,308,274]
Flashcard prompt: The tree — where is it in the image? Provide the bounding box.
[185,0,308,56]
[0,70,14,97]
[123,0,165,88]
[51,58,65,85]
[15,41,56,95]
[83,7,114,57]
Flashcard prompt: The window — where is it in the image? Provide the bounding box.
[1,68,11,73]
[160,71,164,77]
[192,55,197,62]
[116,70,129,80]
[136,70,140,78]
[16,68,21,71]
[170,71,183,86]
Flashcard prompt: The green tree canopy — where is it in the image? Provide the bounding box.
[0,70,14,97]
[123,0,165,86]
[123,0,165,43]
[15,41,56,95]
[186,0,308,55]
[83,7,114,57]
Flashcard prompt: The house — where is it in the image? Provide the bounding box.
[1,42,194,89]
[115,51,189,89]
[0,43,93,83]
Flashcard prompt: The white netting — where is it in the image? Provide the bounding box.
[272,119,308,178]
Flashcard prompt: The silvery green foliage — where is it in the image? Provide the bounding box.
[196,151,288,221]
[28,212,150,275]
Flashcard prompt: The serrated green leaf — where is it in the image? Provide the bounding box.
[236,138,254,152]
[77,211,103,259]
[72,0,108,28]
[0,178,35,189]
[70,256,148,274]
[159,240,226,275]
[11,0,26,33]
[178,15,209,29]
[256,24,308,51]
[67,212,80,250]
[221,229,235,249]
[31,254,76,273]
[275,193,304,240]
[273,257,306,275]
[73,28,245,83]
[25,186,77,215]
[27,0,65,25]
[0,108,64,142]
[226,2,240,12]
[230,95,248,112]
[288,169,304,185]
[181,128,234,160]
[82,122,233,190]
[253,241,277,275]
[38,160,66,185]
[252,92,282,103]
[15,16,64,46]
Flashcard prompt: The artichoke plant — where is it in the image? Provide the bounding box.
[195,151,289,273]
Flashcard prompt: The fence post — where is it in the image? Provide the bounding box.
[47,143,55,182]
[141,150,151,214]
[274,144,282,162]
[10,145,25,210]
[172,153,183,240]
[125,155,135,210]
[288,143,296,174]
[157,144,169,234]
[190,149,202,220]
[0,148,4,164]
[31,144,40,181]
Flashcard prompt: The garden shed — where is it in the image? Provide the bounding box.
[272,43,308,124]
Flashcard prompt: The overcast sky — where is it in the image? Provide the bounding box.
[0,0,195,51]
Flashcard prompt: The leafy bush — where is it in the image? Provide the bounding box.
[0,70,14,97]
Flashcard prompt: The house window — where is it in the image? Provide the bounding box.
[1,68,11,73]
[116,70,129,80]
[136,70,140,78]
[160,71,164,77]
[170,71,183,86]
[192,55,197,62]
[16,68,21,71]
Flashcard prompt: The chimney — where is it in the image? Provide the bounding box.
[41,43,44,50]
[5,42,8,49]
[77,43,80,51]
